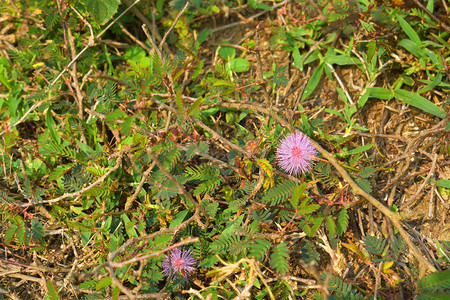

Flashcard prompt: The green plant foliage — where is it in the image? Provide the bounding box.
[31,217,45,241]
[363,235,388,257]
[418,269,450,291]
[270,243,289,275]
[325,273,353,296]
[0,0,447,298]
[81,0,120,25]
[336,207,349,235]
[249,238,271,261]
[44,280,61,300]
[186,164,223,196]
[261,180,296,206]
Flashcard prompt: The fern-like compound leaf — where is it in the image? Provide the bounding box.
[261,180,296,206]
[249,239,271,261]
[336,207,349,235]
[363,235,388,257]
[418,269,450,291]
[325,273,353,296]
[270,242,289,275]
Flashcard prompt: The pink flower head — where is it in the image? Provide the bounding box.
[276,132,318,176]
[162,248,197,280]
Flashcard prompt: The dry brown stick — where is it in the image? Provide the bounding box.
[121,0,171,55]
[381,118,447,168]
[124,161,156,211]
[150,98,253,157]
[20,147,128,207]
[110,237,199,268]
[146,147,208,228]
[117,21,152,53]
[254,22,271,105]
[210,0,287,33]
[108,264,134,299]
[60,231,79,292]
[400,150,438,209]
[208,99,438,274]
[412,0,450,32]
[183,288,206,300]
[404,222,442,272]
[66,25,86,142]
[309,138,437,274]
[159,2,189,49]
[142,24,162,58]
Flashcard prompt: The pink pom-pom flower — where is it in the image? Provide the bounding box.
[276,132,318,176]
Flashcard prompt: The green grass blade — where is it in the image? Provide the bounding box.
[301,63,324,101]
[397,15,422,45]
[394,89,446,118]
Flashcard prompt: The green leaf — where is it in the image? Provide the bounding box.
[398,39,424,58]
[394,89,446,118]
[96,277,112,290]
[124,45,146,62]
[212,79,235,87]
[248,0,272,10]
[397,15,422,45]
[418,292,450,300]
[366,40,376,62]
[229,58,250,72]
[4,225,18,244]
[326,216,337,236]
[272,65,289,86]
[46,108,61,144]
[82,0,120,25]
[436,180,450,189]
[363,235,387,256]
[112,286,120,300]
[170,0,190,10]
[175,90,184,114]
[218,46,235,60]
[262,180,296,206]
[363,87,395,100]
[337,207,349,235]
[169,210,189,228]
[250,239,272,261]
[301,64,323,101]
[256,158,274,190]
[290,183,307,208]
[337,144,373,157]
[325,54,359,66]
[292,47,303,71]
[270,243,289,275]
[356,177,372,193]
[298,201,320,215]
[326,274,353,295]
[417,73,443,94]
[418,269,450,291]
[31,217,45,241]
[188,97,205,116]
[44,280,61,300]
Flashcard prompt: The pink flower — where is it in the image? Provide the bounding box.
[276,132,318,176]
[162,248,197,280]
